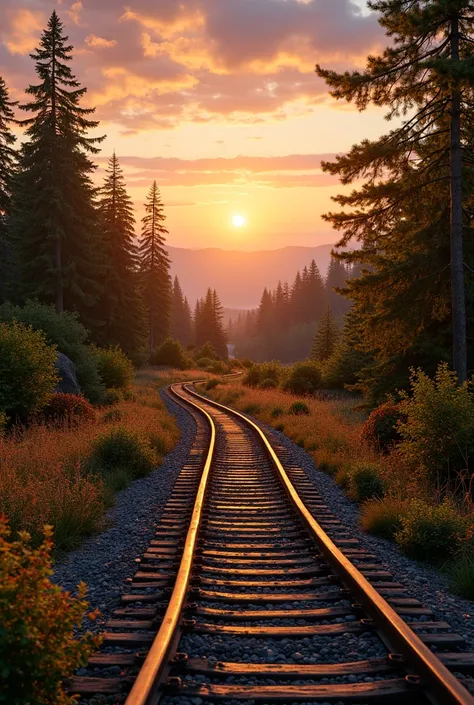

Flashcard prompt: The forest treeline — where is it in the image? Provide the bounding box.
[0,12,227,364]
[229,257,356,362]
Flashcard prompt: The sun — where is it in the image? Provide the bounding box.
[232,214,247,228]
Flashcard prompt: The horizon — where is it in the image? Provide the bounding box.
[0,0,385,250]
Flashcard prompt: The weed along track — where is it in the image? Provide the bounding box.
[71,383,474,705]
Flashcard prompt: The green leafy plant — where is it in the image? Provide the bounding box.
[102,387,124,406]
[271,406,284,418]
[94,346,134,392]
[260,377,277,389]
[283,361,321,395]
[91,427,157,479]
[150,337,190,370]
[206,378,220,391]
[347,462,385,503]
[289,401,310,416]
[0,321,58,422]
[395,499,470,563]
[244,361,283,388]
[0,518,100,705]
[243,403,261,415]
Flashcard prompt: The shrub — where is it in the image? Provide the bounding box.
[271,406,284,418]
[361,402,406,453]
[0,321,58,422]
[335,467,350,489]
[196,356,214,369]
[244,361,283,388]
[395,499,470,563]
[347,462,385,503]
[91,427,157,479]
[283,361,322,395]
[195,342,218,360]
[0,411,6,437]
[398,363,474,487]
[360,498,407,540]
[275,422,285,432]
[206,379,220,391]
[102,408,123,423]
[94,346,134,392]
[0,301,104,403]
[41,393,96,427]
[289,401,310,416]
[207,360,228,374]
[0,519,100,705]
[241,358,253,369]
[243,403,261,415]
[448,554,474,600]
[260,377,277,389]
[102,388,124,406]
[150,338,189,369]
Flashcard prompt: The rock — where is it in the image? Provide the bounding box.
[54,352,81,395]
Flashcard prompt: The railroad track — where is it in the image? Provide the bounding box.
[72,381,474,704]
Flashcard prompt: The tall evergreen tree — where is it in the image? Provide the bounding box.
[326,257,350,319]
[138,181,171,353]
[0,77,17,302]
[317,0,474,382]
[194,288,228,357]
[98,152,145,360]
[311,306,340,362]
[11,11,105,322]
[171,276,192,346]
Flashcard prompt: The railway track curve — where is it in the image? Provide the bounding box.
[72,381,474,705]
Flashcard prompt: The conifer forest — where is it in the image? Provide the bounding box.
[5,4,474,704]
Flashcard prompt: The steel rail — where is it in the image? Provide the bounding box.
[125,383,215,705]
[183,382,474,705]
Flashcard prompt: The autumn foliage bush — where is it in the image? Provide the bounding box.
[361,402,405,453]
[41,393,96,427]
[0,518,100,705]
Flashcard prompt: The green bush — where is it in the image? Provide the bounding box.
[0,322,58,422]
[94,346,134,392]
[0,519,100,705]
[241,358,253,369]
[0,301,104,403]
[244,361,283,388]
[206,378,220,391]
[361,402,406,453]
[360,498,407,540]
[196,356,214,369]
[243,403,261,415]
[283,361,321,395]
[102,408,123,423]
[150,337,190,370]
[347,462,385,503]
[102,388,124,406]
[207,360,228,374]
[194,342,218,360]
[398,363,474,487]
[289,401,310,416]
[271,406,284,418]
[395,499,469,563]
[321,341,367,390]
[448,553,474,600]
[260,377,277,389]
[91,427,157,479]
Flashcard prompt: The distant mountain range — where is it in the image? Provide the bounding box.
[167,244,334,309]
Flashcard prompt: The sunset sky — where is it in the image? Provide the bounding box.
[0,0,388,250]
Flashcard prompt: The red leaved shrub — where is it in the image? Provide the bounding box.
[361,402,406,454]
[42,393,96,427]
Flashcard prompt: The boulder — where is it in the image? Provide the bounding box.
[55,352,81,395]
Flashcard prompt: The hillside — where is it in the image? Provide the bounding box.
[167,244,333,309]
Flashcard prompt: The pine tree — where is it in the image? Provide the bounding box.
[311,306,339,362]
[212,289,228,358]
[138,181,171,353]
[11,11,105,322]
[325,257,350,319]
[194,288,227,357]
[306,259,326,322]
[171,276,192,346]
[98,152,145,360]
[0,77,17,302]
[317,0,474,382]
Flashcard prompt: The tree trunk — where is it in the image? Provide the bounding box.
[450,13,467,382]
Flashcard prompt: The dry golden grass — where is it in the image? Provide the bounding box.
[0,371,180,551]
[206,380,376,475]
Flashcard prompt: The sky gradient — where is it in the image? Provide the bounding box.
[0,0,388,250]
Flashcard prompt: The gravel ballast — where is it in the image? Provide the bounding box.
[53,390,196,626]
